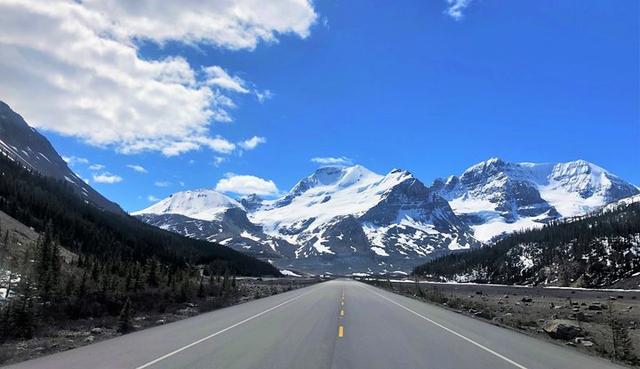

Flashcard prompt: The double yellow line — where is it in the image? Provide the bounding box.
[338,289,345,337]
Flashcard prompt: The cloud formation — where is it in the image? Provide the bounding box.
[62,156,89,166]
[311,156,354,166]
[0,0,317,156]
[445,0,472,21]
[154,181,171,188]
[93,172,123,184]
[238,136,267,151]
[215,174,278,196]
[127,164,148,173]
[213,157,225,167]
[204,66,250,94]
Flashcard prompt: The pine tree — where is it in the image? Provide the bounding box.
[118,297,133,334]
[146,260,158,288]
[197,275,205,298]
[0,304,10,341]
[76,271,88,300]
[11,276,35,339]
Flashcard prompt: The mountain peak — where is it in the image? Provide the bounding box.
[434,158,639,241]
[292,165,380,194]
[240,193,264,212]
[132,188,243,221]
[463,157,508,175]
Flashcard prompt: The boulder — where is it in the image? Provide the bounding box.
[543,319,582,340]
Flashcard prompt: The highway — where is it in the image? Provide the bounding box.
[4,280,625,369]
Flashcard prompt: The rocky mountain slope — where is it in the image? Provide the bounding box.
[0,101,122,213]
[432,158,639,242]
[135,160,638,275]
[136,166,481,274]
[415,193,640,288]
[133,190,296,259]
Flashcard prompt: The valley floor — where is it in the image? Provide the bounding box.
[1,280,630,369]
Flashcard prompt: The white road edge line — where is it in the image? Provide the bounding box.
[134,290,313,369]
[359,284,528,369]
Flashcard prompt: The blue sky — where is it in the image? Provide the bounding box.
[5,0,638,211]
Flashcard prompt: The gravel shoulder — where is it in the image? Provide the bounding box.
[367,279,640,367]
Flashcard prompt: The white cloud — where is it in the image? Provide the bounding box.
[238,136,267,151]
[62,156,89,166]
[204,66,249,93]
[445,0,472,21]
[311,156,353,166]
[0,0,316,156]
[154,181,171,187]
[215,174,278,196]
[127,164,148,173]
[89,164,105,171]
[213,156,225,167]
[255,89,274,103]
[147,195,160,202]
[80,0,317,50]
[93,172,123,184]
[196,136,236,154]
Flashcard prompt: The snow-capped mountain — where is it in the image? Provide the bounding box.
[134,159,637,274]
[132,189,296,258]
[432,158,639,242]
[252,166,477,259]
[134,189,243,222]
[135,166,481,273]
[0,100,122,213]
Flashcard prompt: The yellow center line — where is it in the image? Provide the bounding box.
[338,287,345,337]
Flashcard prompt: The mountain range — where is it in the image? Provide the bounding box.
[134,160,639,274]
[2,99,638,276]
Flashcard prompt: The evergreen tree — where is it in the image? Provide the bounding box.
[146,260,158,288]
[197,275,205,298]
[11,276,35,339]
[118,297,133,334]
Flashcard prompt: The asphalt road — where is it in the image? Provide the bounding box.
[4,280,627,369]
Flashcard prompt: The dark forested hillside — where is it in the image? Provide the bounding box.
[0,153,278,276]
[414,201,640,287]
[0,152,281,348]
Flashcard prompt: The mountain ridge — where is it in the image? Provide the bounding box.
[134,159,638,274]
[0,100,123,214]
[432,157,639,242]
